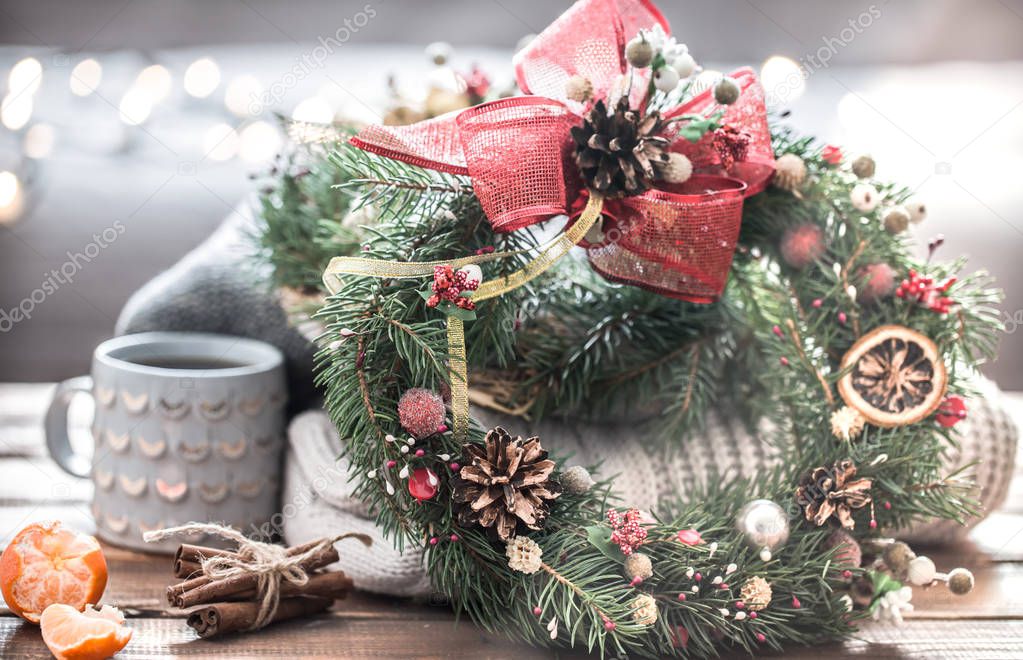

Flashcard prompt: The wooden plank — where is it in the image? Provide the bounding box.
[2,616,1022,659]
[0,612,565,659]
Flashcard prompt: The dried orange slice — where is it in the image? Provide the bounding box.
[40,603,132,660]
[837,325,947,427]
[0,521,108,623]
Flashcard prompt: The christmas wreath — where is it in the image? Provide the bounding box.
[259,0,1003,656]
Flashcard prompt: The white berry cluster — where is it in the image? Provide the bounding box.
[625,24,697,93]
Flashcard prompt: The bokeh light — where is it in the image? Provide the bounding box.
[291,97,333,124]
[118,87,154,125]
[1,93,33,130]
[135,64,172,103]
[183,58,221,98]
[24,123,56,159]
[761,55,805,105]
[202,122,240,161]
[238,120,281,163]
[69,58,102,97]
[8,57,42,97]
[224,75,263,117]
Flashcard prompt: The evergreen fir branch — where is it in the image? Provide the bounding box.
[328,142,474,223]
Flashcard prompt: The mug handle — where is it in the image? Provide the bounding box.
[44,376,94,478]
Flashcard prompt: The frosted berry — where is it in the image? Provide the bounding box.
[398,388,446,439]
[779,224,825,269]
[857,262,897,304]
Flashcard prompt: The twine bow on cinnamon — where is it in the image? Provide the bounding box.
[143,523,371,630]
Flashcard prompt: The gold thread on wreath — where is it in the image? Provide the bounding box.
[322,194,606,441]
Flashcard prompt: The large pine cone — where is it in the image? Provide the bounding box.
[571,98,670,197]
[451,427,562,541]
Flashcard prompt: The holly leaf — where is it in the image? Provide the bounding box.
[419,290,477,321]
[443,304,478,321]
[679,119,718,143]
[585,525,624,564]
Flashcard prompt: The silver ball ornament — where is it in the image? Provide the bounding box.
[736,499,790,553]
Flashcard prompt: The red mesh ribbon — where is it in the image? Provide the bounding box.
[666,67,774,196]
[584,176,747,302]
[348,0,774,301]
[455,98,578,231]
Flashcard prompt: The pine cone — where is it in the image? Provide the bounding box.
[795,459,872,529]
[571,98,670,197]
[452,427,561,541]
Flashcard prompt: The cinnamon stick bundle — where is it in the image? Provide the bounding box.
[186,597,332,638]
[221,571,353,603]
[168,542,340,607]
[158,533,370,638]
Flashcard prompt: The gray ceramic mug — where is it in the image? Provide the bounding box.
[45,332,287,553]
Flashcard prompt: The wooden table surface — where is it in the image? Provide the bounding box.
[1,383,1023,659]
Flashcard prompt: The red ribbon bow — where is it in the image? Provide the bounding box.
[351,0,774,302]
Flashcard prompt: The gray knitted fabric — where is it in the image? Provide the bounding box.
[114,203,320,414]
[282,385,1017,597]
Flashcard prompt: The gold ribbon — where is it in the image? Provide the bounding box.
[322,193,605,441]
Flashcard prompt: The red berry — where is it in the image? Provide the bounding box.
[719,583,728,590]
[779,357,789,366]
[869,519,877,530]
[735,601,745,609]
[812,298,823,308]
[792,596,801,609]
[772,325,783,337]
[449,462,460,471]
[756,632,767,643]
[884,501,892,510]
[837,311,847,325]
[678,593,687,601]
[694,572,702,582]
[749,611,757,619]
[630,576,643,586]
[450,533,460,542]
[936,395,967,427]
[533,606,542,616]
[429,537,439,546]
[604,620,616,631]
[408,467,439,502]
[414,449,425,457]
[386,460,397,468]
[842,570,852,579]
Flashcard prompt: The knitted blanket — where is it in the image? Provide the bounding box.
[282,378,1017,597]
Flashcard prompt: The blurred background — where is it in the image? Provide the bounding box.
[1,0,1021,385]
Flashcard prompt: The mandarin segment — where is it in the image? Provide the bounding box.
[40,603,132,660]
[0,521,108,623]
